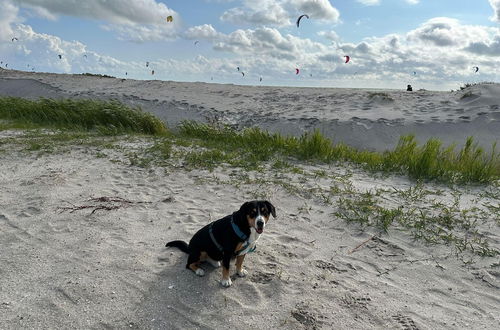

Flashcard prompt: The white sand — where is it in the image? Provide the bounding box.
[0,69,499,329]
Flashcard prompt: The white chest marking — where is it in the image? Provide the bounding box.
[237,228,260,256]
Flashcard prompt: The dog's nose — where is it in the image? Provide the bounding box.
[256,220,264,229]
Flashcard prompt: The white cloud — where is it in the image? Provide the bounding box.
[318,30,341,43]
[464,34,500,56]
[289,0,340,21]
[13,0,176,25]
[11,0,180,42]
[184,24,221,40]
[2,0,499,91]
[0,1,20,42]
[220,0,340,27]
[101,23,178,43]
[221,1,291,27]
[490,0,500,22]
[407,17,492,48]
[405,0,420,4]
[213,27,327,62]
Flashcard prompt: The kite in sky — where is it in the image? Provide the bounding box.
[296,14,309,28]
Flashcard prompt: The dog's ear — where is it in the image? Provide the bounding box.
[264,200,276,218]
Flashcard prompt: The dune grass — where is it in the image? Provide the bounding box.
[178,121,500,184]
[0,97,167,135]
[1,96,498,184]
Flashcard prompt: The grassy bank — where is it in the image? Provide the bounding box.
[0,97,167,135]
[178,121,500,184]
[1,96,499,184]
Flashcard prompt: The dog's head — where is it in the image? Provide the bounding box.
[239,200,276,234]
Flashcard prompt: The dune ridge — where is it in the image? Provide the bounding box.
[1,68,500,151]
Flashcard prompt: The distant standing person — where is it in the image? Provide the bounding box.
[407,84,413,91]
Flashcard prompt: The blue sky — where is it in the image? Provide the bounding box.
[1,0,499,90]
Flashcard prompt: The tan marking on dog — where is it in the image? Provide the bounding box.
[188,262,200,272]
[247,214,256,227]
[234,242,244,253]
[199,251,207,261]
[222,266,230,280]
[235,254,246,272]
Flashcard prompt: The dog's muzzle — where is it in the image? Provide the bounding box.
[256,218,265,234]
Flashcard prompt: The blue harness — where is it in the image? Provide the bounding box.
[209,215,256,255]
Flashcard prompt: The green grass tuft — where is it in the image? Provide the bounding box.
[178,122,499,184]
[1,97,498,184]
[0,97,167,135]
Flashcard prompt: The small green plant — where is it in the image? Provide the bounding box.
[461,91,474,99]
[368,92,394,102]
[81,73,116,78]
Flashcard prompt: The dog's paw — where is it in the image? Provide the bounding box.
[195,268,205,276]
[207,259,221,268]
[220,278,232,287]
[237,269,248,277]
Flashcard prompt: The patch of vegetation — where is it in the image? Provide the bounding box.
[367,92,394,101]
[334,188,498,258]
[459,81,496,90]
[460,91,474,99]
[81,73,116,79]
[0,97,167,135]
[177,121,500,184]
[1,97,499,184]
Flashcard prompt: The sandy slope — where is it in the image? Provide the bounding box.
[0,133,499,329]
[0,70,499,329]
[1,68,500,151]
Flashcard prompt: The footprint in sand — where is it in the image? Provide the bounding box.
[250,270,275,284]
[340,293,372,308]
[391,313,419,330]
[291,302,323,329]
[312,260,355,274]
[19,206,42,217]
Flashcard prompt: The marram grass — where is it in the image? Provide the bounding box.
[0,97,167,135]
[1,96,498,184]
[178,121,500,184]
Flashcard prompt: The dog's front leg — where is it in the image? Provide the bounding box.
[220,254,232,287]
[235,254,247,277]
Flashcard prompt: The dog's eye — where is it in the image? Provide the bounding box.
[249,211,257,218]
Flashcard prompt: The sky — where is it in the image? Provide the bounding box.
[1,0,499,90]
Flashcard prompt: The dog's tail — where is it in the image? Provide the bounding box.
[165,240,189,253]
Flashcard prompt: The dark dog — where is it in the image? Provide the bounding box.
[166,200,276,287]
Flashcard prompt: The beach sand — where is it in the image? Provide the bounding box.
[0,69,499,329]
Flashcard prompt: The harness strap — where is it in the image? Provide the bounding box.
[209,215,249,254]
[235,242,257,256]
[230,215,248,241]
[209,223,223,252]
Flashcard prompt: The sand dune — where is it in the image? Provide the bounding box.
[1,68,500,151]
[0,70,499,329]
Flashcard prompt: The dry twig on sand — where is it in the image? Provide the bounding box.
[348,235,376,254]
[57,196,152,214]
